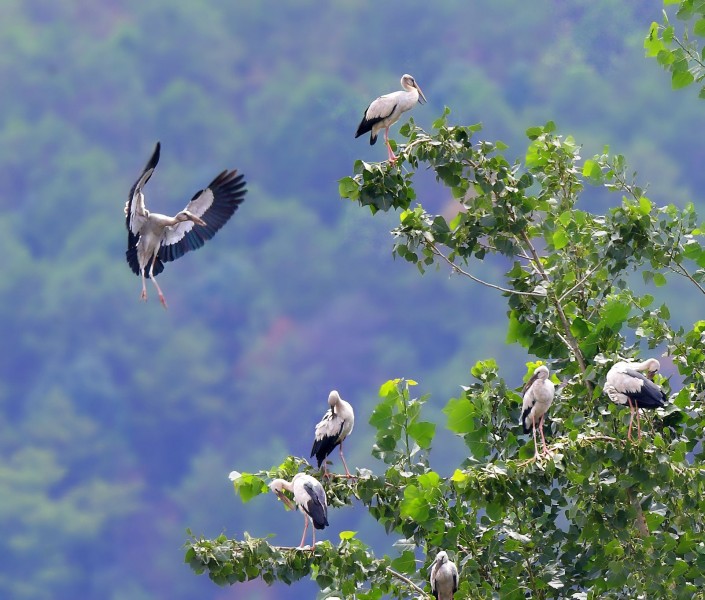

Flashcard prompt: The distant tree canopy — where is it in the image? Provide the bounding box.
[187,108,705,597]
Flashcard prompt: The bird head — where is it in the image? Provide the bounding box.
[269,479,295,510]
[328,390,341,408]
[534,365,550,379]
[435,550,448,565]
[176,210,207,227]
[402,74,427,105]
[644,358,661,380]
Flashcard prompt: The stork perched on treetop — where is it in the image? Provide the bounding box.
[429,550,459,600]
[269,473,329,549]
[604,358,668,441]
[520,364,556,457]
[355,74,427,163]
[124,142,247,309]
[311,390,355,478]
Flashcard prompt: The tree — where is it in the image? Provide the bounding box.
[185,104,705,597]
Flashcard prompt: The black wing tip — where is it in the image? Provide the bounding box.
[310,436,338,467]
[147,141,161,170]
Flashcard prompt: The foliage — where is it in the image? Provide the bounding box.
[646,0,705,96]
[189,114,705,597]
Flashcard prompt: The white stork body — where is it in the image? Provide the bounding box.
[125,142,247,308]
[520,365,555,456]
[355,74,427,163]
[605,358,668,441]
[269,473,329,548]
[430,551,458,600]
[311,390,355,478]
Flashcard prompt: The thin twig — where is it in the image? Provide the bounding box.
[386,566,432,598]
[427,242,545,297]
[668,263,705,296]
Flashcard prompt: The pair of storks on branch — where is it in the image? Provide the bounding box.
[125,75,426,306]
[522,359,669,456]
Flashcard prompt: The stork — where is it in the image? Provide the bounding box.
[604,358,668,441]
[355,74,427,163]
[269,473,329,549]
[311,390,355,478]
[125,142,247,308]
[520,365,556,456]
[429,550,459,600]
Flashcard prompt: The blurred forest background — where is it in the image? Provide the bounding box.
[1,1,704,598]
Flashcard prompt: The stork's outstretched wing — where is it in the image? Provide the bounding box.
[158,169,247,263]
[125,142,161,275]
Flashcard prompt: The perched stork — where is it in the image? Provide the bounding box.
[429,550,459,600]
[604,358,668,441]
[520,365,556,456]
[125,142,247,308]
[311,390,355,478]
[355,74,427,163]
[269,473,329,548]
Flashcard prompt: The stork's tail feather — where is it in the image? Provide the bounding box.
[310,435,339,468]
[312,513,329,530]
[369,132,377,145]
[520,408,532,434]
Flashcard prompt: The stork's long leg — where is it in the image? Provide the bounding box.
[539,414,549,455]
[339,441,352,478]
[140,268,148,302]
[384,127,397,163]
[299,514,309,548]
[636,407,642,440]
[626,397,635,441]
[531,412,540,457]
[148,254,168,309]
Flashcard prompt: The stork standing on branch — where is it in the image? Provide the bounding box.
[429,550,459,600]
[604,358,668,441]
[520,365,556,456]
[355,74,427,163]
[269,473,329,549]
[311,390,355,478]
[125,142,247,308]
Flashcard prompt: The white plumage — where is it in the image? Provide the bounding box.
[125,142,247,308]
[429,550,459,600]
[520,365,556,456]
[311,390,355,477]
[604,358,668,441]
[355,74,427,163]
[269,473,329,548]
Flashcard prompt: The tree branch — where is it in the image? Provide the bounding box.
[386,567,432,598]
[426,242,546,297]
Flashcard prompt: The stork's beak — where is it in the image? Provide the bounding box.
[647,371,656,381]
[415,82,427,105]
[275,491,295,511]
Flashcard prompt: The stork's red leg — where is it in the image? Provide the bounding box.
[626,397,635,441]
[532,412,540,457]
[140,270,148,302]
[636,407,642,440]
[148,255,168,310]
[339,441,352,478]
[384,127,397,163]
[539,414,549,455]
[299,514,309,548]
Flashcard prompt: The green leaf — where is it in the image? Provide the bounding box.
[672,69,695,90]
[601,299,631,330]
[582,159,602,180]
[231,473,268,503]
[390,551,417,575]
[408,421,436,449]
[694,18,705,37]
[443,397,475,434]
[653,272,667,287]
[552,228,569,250]
[338,176,359,200]
[339,530,357,540]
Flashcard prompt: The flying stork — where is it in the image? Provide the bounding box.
[124,142,247,308]
[520,364,556,456]
[269,473,329,548]
[429,550,459,600]
[355,74,427,163]
[604,358,668,441]
[311,390,355,478]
